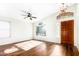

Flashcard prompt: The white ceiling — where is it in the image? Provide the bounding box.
[0,3,74,22]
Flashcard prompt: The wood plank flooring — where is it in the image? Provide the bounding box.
[0,40,78,56]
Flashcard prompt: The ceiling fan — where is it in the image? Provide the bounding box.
[21,10,37,20]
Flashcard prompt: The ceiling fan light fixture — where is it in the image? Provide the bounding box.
[21,10,37,20]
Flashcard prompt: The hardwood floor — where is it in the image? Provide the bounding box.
[0,40,78,56]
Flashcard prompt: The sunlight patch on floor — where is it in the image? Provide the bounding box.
[4,46,19,54]
[15,40,44,51]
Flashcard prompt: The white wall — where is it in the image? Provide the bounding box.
[34,13,60,43]
[0,17,32,45]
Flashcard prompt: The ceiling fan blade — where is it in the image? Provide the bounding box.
[24,17,28,19]
[30,17,32,20]
[32,17,37,18]
[21,14,27,16]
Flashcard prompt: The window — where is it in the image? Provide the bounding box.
[36,22,46,36]
[0,21,10,38]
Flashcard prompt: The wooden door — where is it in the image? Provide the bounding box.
[61,20,74,47]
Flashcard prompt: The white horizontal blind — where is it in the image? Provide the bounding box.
[0,21,10,38]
